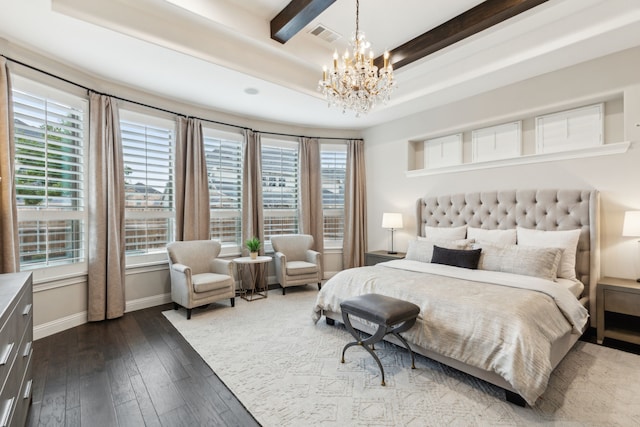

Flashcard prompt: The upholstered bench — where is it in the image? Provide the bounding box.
[340,293,420,386]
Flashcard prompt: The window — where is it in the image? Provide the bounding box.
[203,128,243,252]
[471,121,521,163]
[12,76,88,274]
[261,139,299,244]
[120,110,174,262]
[424,133,463,169]
[321,143,346,247]
[536,103,603,154]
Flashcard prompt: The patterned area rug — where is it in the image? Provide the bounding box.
[163,287,640,426]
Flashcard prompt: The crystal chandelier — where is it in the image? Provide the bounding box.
[318,0,396,116]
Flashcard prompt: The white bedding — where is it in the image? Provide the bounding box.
[312,259,589,405]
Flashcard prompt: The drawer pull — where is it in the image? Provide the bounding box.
[23,341,32,358]
[22,303,32,316]
[0,397,14,427]
[23,379,33,400]
[0,343,14,366]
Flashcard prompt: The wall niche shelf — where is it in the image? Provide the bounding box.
[406,141,630,178]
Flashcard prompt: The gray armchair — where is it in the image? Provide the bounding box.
[271,234,323,295]
[166,240,235,319]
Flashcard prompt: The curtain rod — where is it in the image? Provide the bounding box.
[2,54,357,142]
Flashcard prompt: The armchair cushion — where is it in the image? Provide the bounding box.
[286,260,319,276]
[192,273,234,293]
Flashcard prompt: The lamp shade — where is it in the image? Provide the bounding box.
[382,213,403,229]
[622,211,640,237]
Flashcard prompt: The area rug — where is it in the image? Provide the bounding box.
[163,287,640,426]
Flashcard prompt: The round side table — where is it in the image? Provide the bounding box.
[233,256,272,301]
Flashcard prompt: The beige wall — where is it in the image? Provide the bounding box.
[362,46,640,281]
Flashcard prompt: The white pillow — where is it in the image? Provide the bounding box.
[424,225,467,241]
[406,238,473,263]
[516,227,581,280]
[467,227,516,246]
[477,242,563,281]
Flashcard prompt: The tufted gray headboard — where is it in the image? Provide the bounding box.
[416,189,600,326]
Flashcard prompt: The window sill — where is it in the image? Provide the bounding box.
[406,141,630,177]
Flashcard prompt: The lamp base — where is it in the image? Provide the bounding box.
[387,251,397,255]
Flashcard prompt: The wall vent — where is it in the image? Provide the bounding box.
[309,24,341,43]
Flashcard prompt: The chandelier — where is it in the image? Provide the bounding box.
[318,0,396,116]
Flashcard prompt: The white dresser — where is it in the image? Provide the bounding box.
[0,272,33,427]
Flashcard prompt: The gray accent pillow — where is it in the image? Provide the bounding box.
[478,243,564,281]
[406,238,473,263]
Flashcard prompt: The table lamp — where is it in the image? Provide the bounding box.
[622,210,640,282]
[382,213,403,254]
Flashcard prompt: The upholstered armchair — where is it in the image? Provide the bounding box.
[271,234,323,295]
[166,240,235,319]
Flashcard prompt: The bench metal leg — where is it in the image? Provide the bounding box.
[341,311,389,386]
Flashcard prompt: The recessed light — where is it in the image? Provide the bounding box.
[244,87,259,95]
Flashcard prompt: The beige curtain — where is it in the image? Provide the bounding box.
[343,139,367,268]
[88,93,126,321]
[0,58,19,273]
[175,117,210,241]
[241,129,264,254]
[299,137,323,254]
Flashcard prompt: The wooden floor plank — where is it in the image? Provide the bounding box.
[79,371,118,426]
[129,374,162,427]
[115,399,146,427]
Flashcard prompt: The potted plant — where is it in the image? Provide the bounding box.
[246,237,261,259]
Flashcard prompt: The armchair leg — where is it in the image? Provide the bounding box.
[187,308,192,320]
[173,302,179,310]
[282,287,286,295]
[230,297,235,307]
[317,282,322,290]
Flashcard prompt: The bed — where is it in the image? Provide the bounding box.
[312,189,600,406]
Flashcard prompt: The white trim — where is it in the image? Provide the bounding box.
[33,292,174,340]
[34,311,87,340]
[407,141,631,177]
[125,293,172,313]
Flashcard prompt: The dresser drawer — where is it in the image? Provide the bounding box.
[7,349,32,427]
[14,285,32,345]
[604,289,640,316]
[0,306,19,391]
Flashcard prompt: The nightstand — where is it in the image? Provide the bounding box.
[365,250,406,266]
[596,277,640,345]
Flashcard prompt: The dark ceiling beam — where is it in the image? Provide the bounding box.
[270,0,336,44]
[374,0,549,70]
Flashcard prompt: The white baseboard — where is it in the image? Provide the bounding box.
[125,293,172,313]
[34,311,87,341]
[34,293,173,340]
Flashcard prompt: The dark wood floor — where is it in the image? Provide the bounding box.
[27,304,260,427]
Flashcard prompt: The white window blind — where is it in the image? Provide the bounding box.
[261,139,299,242]
[12,78,87,271]
[203,128,243,249]
[471,121,521,163]
[536,103,603,154]
[120,111,174,258]
[424,133,462,169]
[321,143,346,245]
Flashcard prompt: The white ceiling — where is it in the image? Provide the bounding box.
[1,0,639,130]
